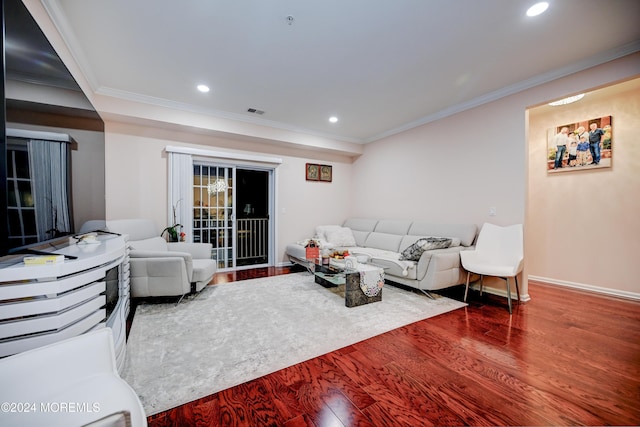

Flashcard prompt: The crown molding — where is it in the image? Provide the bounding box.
[40,0,101,93]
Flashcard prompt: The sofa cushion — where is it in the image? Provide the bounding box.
[326,227,357,247]
[343,218,378,233]
[374,219,412,235]
[350,230,369,246]
[407,223,477,247]
[343,218,377,246]
[129,236,168,252]
[364,232,403,252]
[399,237,452,261]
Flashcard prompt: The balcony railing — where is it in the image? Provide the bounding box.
[236,218,268,265]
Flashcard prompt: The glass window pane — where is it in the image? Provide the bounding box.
[14,151,30,179]
[8,186,17,207]
[8,210,22,236]
[18,181,33,207]
[22,210,36,235]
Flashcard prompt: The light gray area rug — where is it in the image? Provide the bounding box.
[122,272,466,415]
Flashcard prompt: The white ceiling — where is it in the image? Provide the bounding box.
[41,0,640,143]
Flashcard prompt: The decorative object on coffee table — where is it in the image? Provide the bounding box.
[304,239,319,259]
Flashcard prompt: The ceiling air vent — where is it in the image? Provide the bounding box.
[247,108,265,115]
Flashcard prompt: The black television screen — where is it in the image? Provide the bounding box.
[1,0,105,256]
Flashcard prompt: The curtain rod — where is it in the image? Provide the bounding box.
[6,128,76,144]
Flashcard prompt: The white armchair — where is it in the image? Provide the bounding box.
[0,328,146,427]
[105,219,217,299]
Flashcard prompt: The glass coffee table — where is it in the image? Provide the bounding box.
[307,258,384,307]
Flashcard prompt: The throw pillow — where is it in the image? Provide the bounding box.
[315,225,342,242]
[325,227,357,247]
[399,237,452,261]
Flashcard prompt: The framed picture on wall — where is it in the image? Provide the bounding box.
[320,165,332,182]
[306,163,319,181]
[548,115,612,173]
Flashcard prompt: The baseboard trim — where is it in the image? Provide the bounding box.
[528,275,640,301]
[469,283,532,303]
[276,261,295,268]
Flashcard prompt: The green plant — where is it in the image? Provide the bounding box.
[162,199,183,242]
[161,224,182,242]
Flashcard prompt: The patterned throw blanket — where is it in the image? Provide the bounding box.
[357,264,385,297]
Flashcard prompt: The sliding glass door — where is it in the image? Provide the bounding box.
[192,163,273,270]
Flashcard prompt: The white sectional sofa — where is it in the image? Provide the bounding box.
[286,218,478,295]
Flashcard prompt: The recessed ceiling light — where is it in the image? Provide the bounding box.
[527,2,549,17]
[548,94,585,106]
[197,84,210,93]
[329,116,338,123]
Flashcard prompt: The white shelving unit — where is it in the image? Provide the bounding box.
[0,235,129,373]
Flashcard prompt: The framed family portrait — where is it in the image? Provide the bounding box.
[306,163,319,181]
[548,116,612,173]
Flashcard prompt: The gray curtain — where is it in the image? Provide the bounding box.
[28,139,72,240]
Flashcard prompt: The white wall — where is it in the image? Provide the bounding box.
[352,97,526,224]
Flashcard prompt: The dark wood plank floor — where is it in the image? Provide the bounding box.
[142,268,640,426]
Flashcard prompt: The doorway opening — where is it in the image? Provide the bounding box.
[236,169,269,267]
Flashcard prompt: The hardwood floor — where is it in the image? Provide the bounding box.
[143,269,640,426]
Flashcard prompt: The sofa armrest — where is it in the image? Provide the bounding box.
[416,247,463,280]
[167,242,213,259]
[129,250,193,282]
[130,249,189,260]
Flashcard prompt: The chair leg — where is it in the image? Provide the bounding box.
[514,275,521,305]
[506,277,512,314]
[464,271,471,302]
[479,275,484,296]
